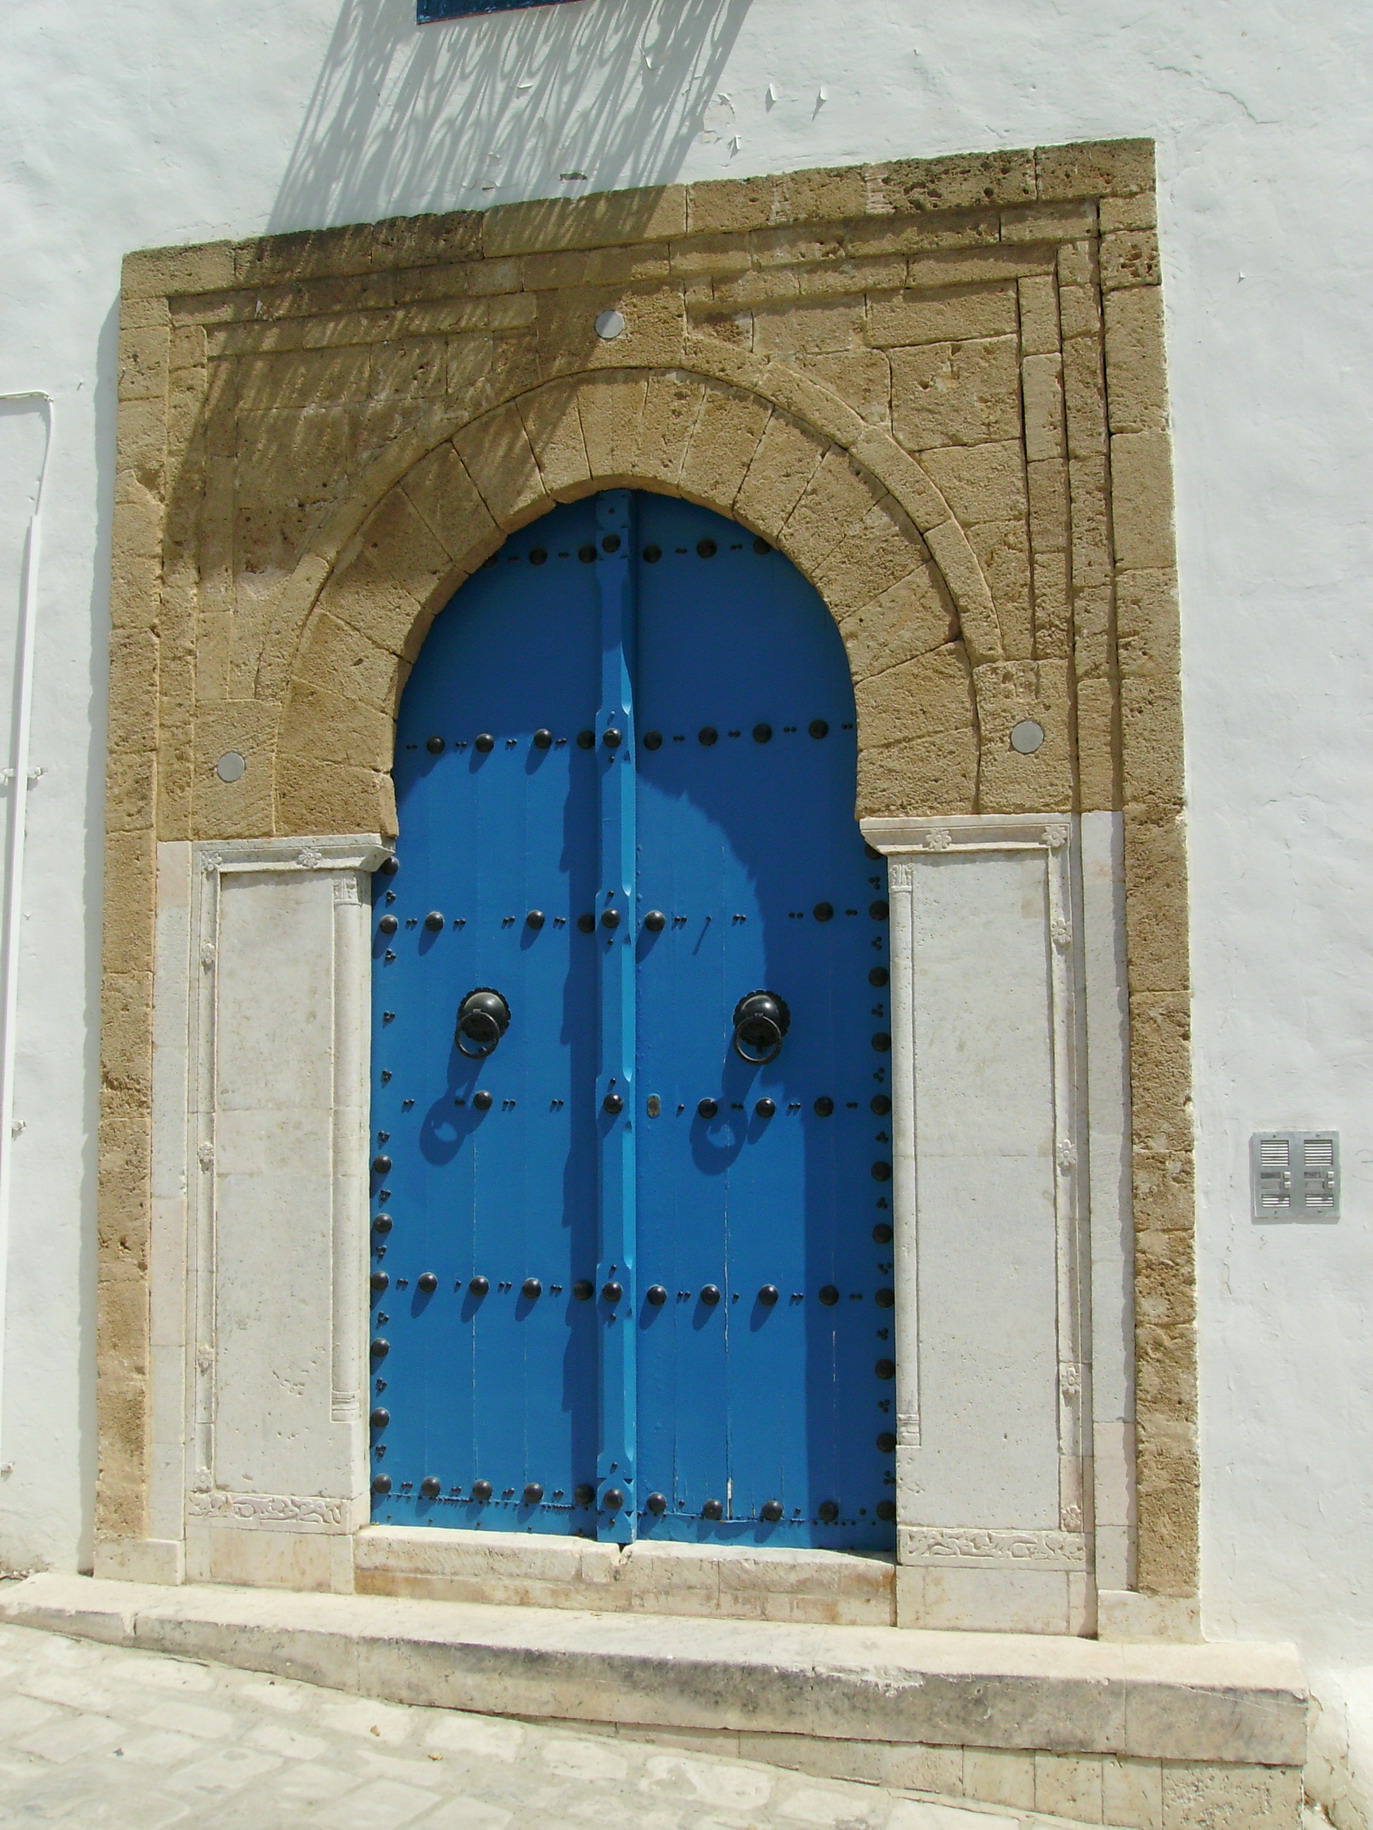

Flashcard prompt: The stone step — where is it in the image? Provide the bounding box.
[0,1573,1307,1829]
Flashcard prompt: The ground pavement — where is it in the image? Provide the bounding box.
[0,1612,1324,1830]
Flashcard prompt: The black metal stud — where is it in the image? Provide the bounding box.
[418,1272,439,1294]
[602,533,621,554]
[473,1091,493,1111]
[642,730,662,750]
[753,537,772,555]
[869,967,889,987]
[421,1477,441,1499]
[809,719,829,739]
[758,1285,779,1307]
[873,1224,893,1245]
[876,1500,897,1522]
[698,1097,718,1119]
[603,1488,624,1511]
[875,1358,896,1379]
[697,538,717,558]
[522,1278,542,1299]
[753,723,772,743]
[573,1281,594,1301]
[700,1284,721,1306]
[371,1338,389,1357]
[524,1483,544,1504]
[603,728,623,748]
[469,1276,489,1296]
[601,909,620,929]
[379,915,398,935]
[370,1408,390,1429]
[475,734,495,753]
[530,548,547,566]
[644,910,666,932]
[702,1498,723,1520]
[372,1155,392,1176]
[426,736,445,755]
[372,1474,392,1495]
[761,1499,783,1523]
[371,1271,389,1292]
[755,1098,776,1118]
[699,726,718,746]
[604,1093,624,1115]
[646,1285,667,1306]
[814,902,833,922]
[870,900,889,920]
[876,1288,895,1309]
[577,730,595,749]
[574,1484,596,1506]
[814,1097,834,1117]
[578,544,596,564]
[602,1282,623,1304]
[871,1095,892,1115]
[577,913,596,932]
[424,911,444,931]
[872,1162,893,1182]
[643,545,662,564]
[379,856,399,876]
[472,1481,493,1503]
[819,1285,840,1307]
[818,1500,840,1523]
[647,1492,668,1515]
[527,910,545,929]
[872,1033,891,1052]
[877,1432,897,1453]
[374,1214,393,1234]
[533,729,553,749]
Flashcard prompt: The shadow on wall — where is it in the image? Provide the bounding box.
[270,0,753,235]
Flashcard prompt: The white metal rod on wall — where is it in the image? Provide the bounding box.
[0,391,54,1474]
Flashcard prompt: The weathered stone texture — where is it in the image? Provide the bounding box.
[104,142,1191,1597]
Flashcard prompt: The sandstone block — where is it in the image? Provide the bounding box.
[795,351,891,428]
[275,756,395,842]
[400,439,501,565]
[1036,1751,1104,1822]
[107,630,159,757]
[101,971,153,1109]
[1111,431,1176,570]
[102,831,156,979]
[1103,1757,1163,1830]
[1026,456,1070,557]
[1137,1323,1200,1426]
[576,374,649,485]
[1160,1763,1300,1830]
[1016,274,1060,358]
[876,148,1037,214]
[963,520,1032,660]
[519,382,593,499]
[1133,1145,1196,1234]
[752,299,863,357]
[1037,139,1155,202]
[972,658,1075,813]
[124,240,236,300]
[963,1747,1037,1810]
[522,243,670,292]
[371,208,483,272]
[680,386,771,511]
[891,336,1021,450]
[838,564,957,681]
[1135,1437,1200,1598]
[454,400,548,528]
[668,234,753,280]
[1000,201,1097,244]
[1101,193,1158,234]
[778,448,885,578]
[1122,806,1191,994]
[1022,352,1066,461]
[486,185,686,258]
[1062,333,1108,457]
[868,281,1017,350]
[811,495,926,618]
[921,441,1027,528]
[294,611,403,711]
[1102,229,1161,291]
[735,412,827,535]
[278,687,394,774]
[857,727,979,820]
[1121,663,1185,810]
[1068,454,1112,588]
[856,641,975,753]
[1105,285,1169,434]
[1074,676,1119,814]
[105,751,156,836]
[95,1374,150,1537]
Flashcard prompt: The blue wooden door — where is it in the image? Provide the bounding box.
[370,492,894,1550]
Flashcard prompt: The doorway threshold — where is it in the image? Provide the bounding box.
[355,1526,896,1626]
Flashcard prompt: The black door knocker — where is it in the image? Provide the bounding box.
[455,987,511,1058]
[732,990,791,1064]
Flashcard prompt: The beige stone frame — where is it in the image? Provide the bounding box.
[103,140,1191,1600]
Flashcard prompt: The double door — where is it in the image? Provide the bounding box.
[369,490,894,1549]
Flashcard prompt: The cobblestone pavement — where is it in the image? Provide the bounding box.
[0,1616,1124,1830]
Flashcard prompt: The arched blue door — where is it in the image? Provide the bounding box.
[369,491,894,1551]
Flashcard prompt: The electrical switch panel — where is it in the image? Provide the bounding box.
[1250,1131,1340,1221]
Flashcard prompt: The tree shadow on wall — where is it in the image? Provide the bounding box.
[270,0,753,236]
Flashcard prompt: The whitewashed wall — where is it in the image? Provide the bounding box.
[1,0,1370,1692]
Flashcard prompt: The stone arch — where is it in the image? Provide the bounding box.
[272,367,1022,839]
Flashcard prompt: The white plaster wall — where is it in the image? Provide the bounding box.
[0,0,1369,1684]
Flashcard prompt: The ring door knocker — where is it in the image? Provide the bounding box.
[455,988,512,1059]
[731,991,791,1065]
